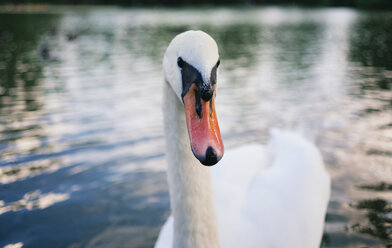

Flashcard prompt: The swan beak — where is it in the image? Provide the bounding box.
[183,84,224,166]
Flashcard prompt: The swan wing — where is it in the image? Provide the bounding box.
[155,130,330,248]
[213,130,331,248]
[211,143,270,247]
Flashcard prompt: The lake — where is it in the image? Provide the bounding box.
[0,6,391,248]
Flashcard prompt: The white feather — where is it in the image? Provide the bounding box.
[156,31,331,248]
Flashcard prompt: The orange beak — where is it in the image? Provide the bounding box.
[183,84,224,166]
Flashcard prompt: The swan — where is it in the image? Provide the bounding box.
[155,30,331,248]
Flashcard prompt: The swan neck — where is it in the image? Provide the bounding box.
[163,80,221,248]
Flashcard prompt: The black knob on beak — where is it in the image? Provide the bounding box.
[199,83,213,102]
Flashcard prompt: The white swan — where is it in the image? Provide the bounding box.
[155,30,331,248]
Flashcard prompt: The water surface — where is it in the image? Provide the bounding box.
[0,7,391,248]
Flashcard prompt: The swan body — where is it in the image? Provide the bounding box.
[156,30,331,248]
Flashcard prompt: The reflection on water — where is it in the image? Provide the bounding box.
[359,182,392,191]
[351,183,392,246]
[0,7,391,248]
[0,190,70,214]
[350,12,392,70]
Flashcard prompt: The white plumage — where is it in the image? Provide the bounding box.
[156,30,331,248]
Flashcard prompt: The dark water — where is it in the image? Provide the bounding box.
[0,6,391,248]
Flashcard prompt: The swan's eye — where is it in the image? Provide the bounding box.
[177,57,184,68]
[216,59,220,68]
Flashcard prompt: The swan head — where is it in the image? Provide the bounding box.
[164,30,224,166]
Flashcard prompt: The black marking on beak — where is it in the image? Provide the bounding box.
[210,60,219,85]
[178,57,220,120]
[179,57,220,101]
[195,89,202,119]
[180,59,203,100]
[209,99,213,118]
